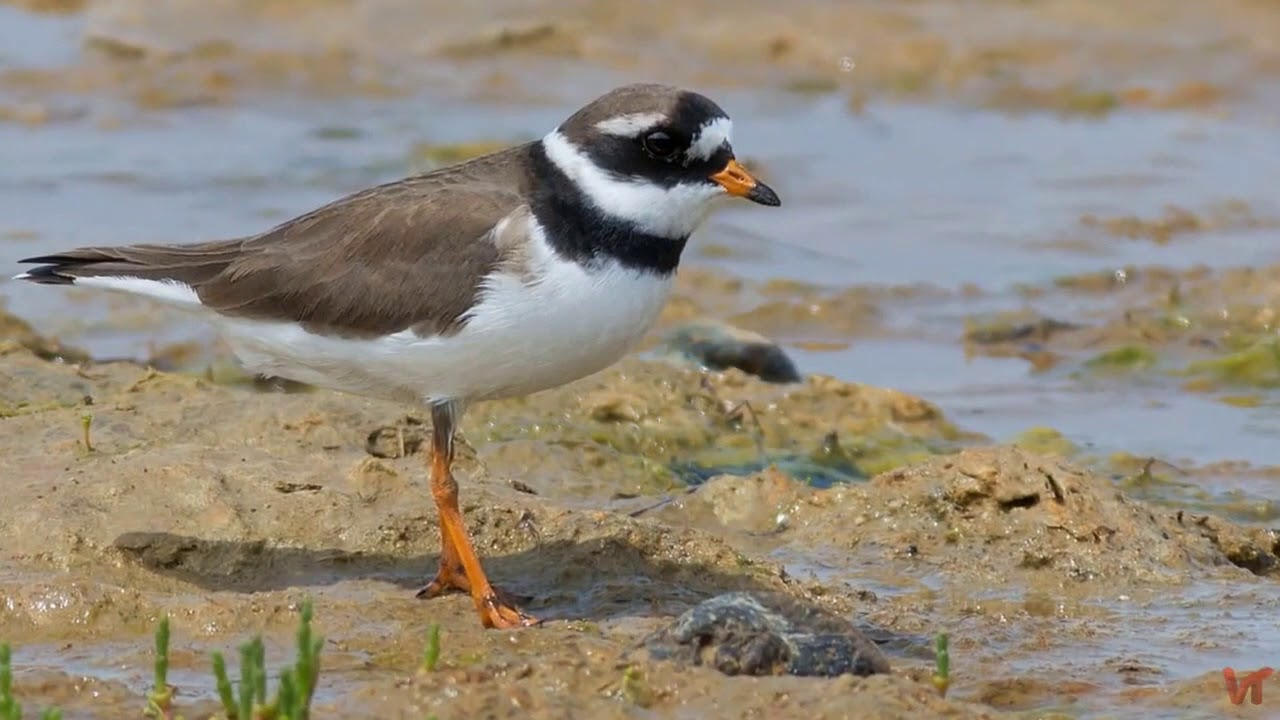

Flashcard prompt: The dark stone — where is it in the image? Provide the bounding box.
[660,321,801,383]
[633,591,890,677]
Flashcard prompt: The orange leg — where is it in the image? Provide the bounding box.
[416,403,538,630]
[415,519,470,597]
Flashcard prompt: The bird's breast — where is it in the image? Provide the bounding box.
[449,254,675,401]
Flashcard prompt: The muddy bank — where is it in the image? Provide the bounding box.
[1,331,1277,717]
[0,337,974,718]
[964,260,1280,394]
[1,0,1277,115]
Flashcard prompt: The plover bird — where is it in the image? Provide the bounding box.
[15,83,781,629]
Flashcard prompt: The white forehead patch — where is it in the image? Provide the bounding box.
[688,117,733,162]
[594,112,668,138]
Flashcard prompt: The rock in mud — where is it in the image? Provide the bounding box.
[634,591,890,677]
[659,320,801,383]
[0,306,87,364]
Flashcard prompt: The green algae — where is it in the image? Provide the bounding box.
[1084,345,1158,373]
[1183,339,1280,389]
[1011,427,1078,457]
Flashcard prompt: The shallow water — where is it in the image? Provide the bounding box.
[3,4,1280,718]
[6,81,1280,466]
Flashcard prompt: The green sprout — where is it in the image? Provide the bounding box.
[4,603,327,720]
[1,644,19,720]
[419,624,441,673]
[80,414,93,452]
[144,614,177,718]
[212,653,236,717]
[212,598,323,720]
[932,632,950,697]
[1,643,63,720]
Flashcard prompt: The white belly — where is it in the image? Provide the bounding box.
[219,255,674,406]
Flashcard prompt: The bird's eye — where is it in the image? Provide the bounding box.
[641,130,680,160]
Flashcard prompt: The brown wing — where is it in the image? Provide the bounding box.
[20,146,536,338]
[198,178,522,338]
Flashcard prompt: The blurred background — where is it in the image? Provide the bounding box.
[1,0,1279,510]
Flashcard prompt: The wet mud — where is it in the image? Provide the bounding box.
[1,327,1277,718]
[2,0,1280,718]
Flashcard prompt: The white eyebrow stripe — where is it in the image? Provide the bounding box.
[593,112,668,137]
[688,117,733,161]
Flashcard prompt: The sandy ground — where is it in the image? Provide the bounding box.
[2,316,1278,717]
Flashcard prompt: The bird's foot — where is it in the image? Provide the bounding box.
[478,592,540,630]
[415,564,538,629]
[415,559,470,598]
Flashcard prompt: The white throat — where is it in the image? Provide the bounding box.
[541,130,725,239]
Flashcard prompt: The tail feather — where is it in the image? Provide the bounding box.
[15,241,245,308]
[16,242,242,285]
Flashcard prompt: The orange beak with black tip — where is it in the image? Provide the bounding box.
[710,158,781,207]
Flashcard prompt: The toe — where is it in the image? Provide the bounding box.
[415,580,448,599]
[485,608,540,629]
[416,565,470,599]
[479,595,539,629]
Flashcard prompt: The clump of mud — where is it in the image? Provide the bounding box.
[1080,201,1271,245]
[0,305,88,365]
[656,447,1280,593]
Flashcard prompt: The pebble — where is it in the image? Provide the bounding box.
[633,591,890,677]
[658,320,801,383]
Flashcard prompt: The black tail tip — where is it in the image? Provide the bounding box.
[13,264,75,285]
